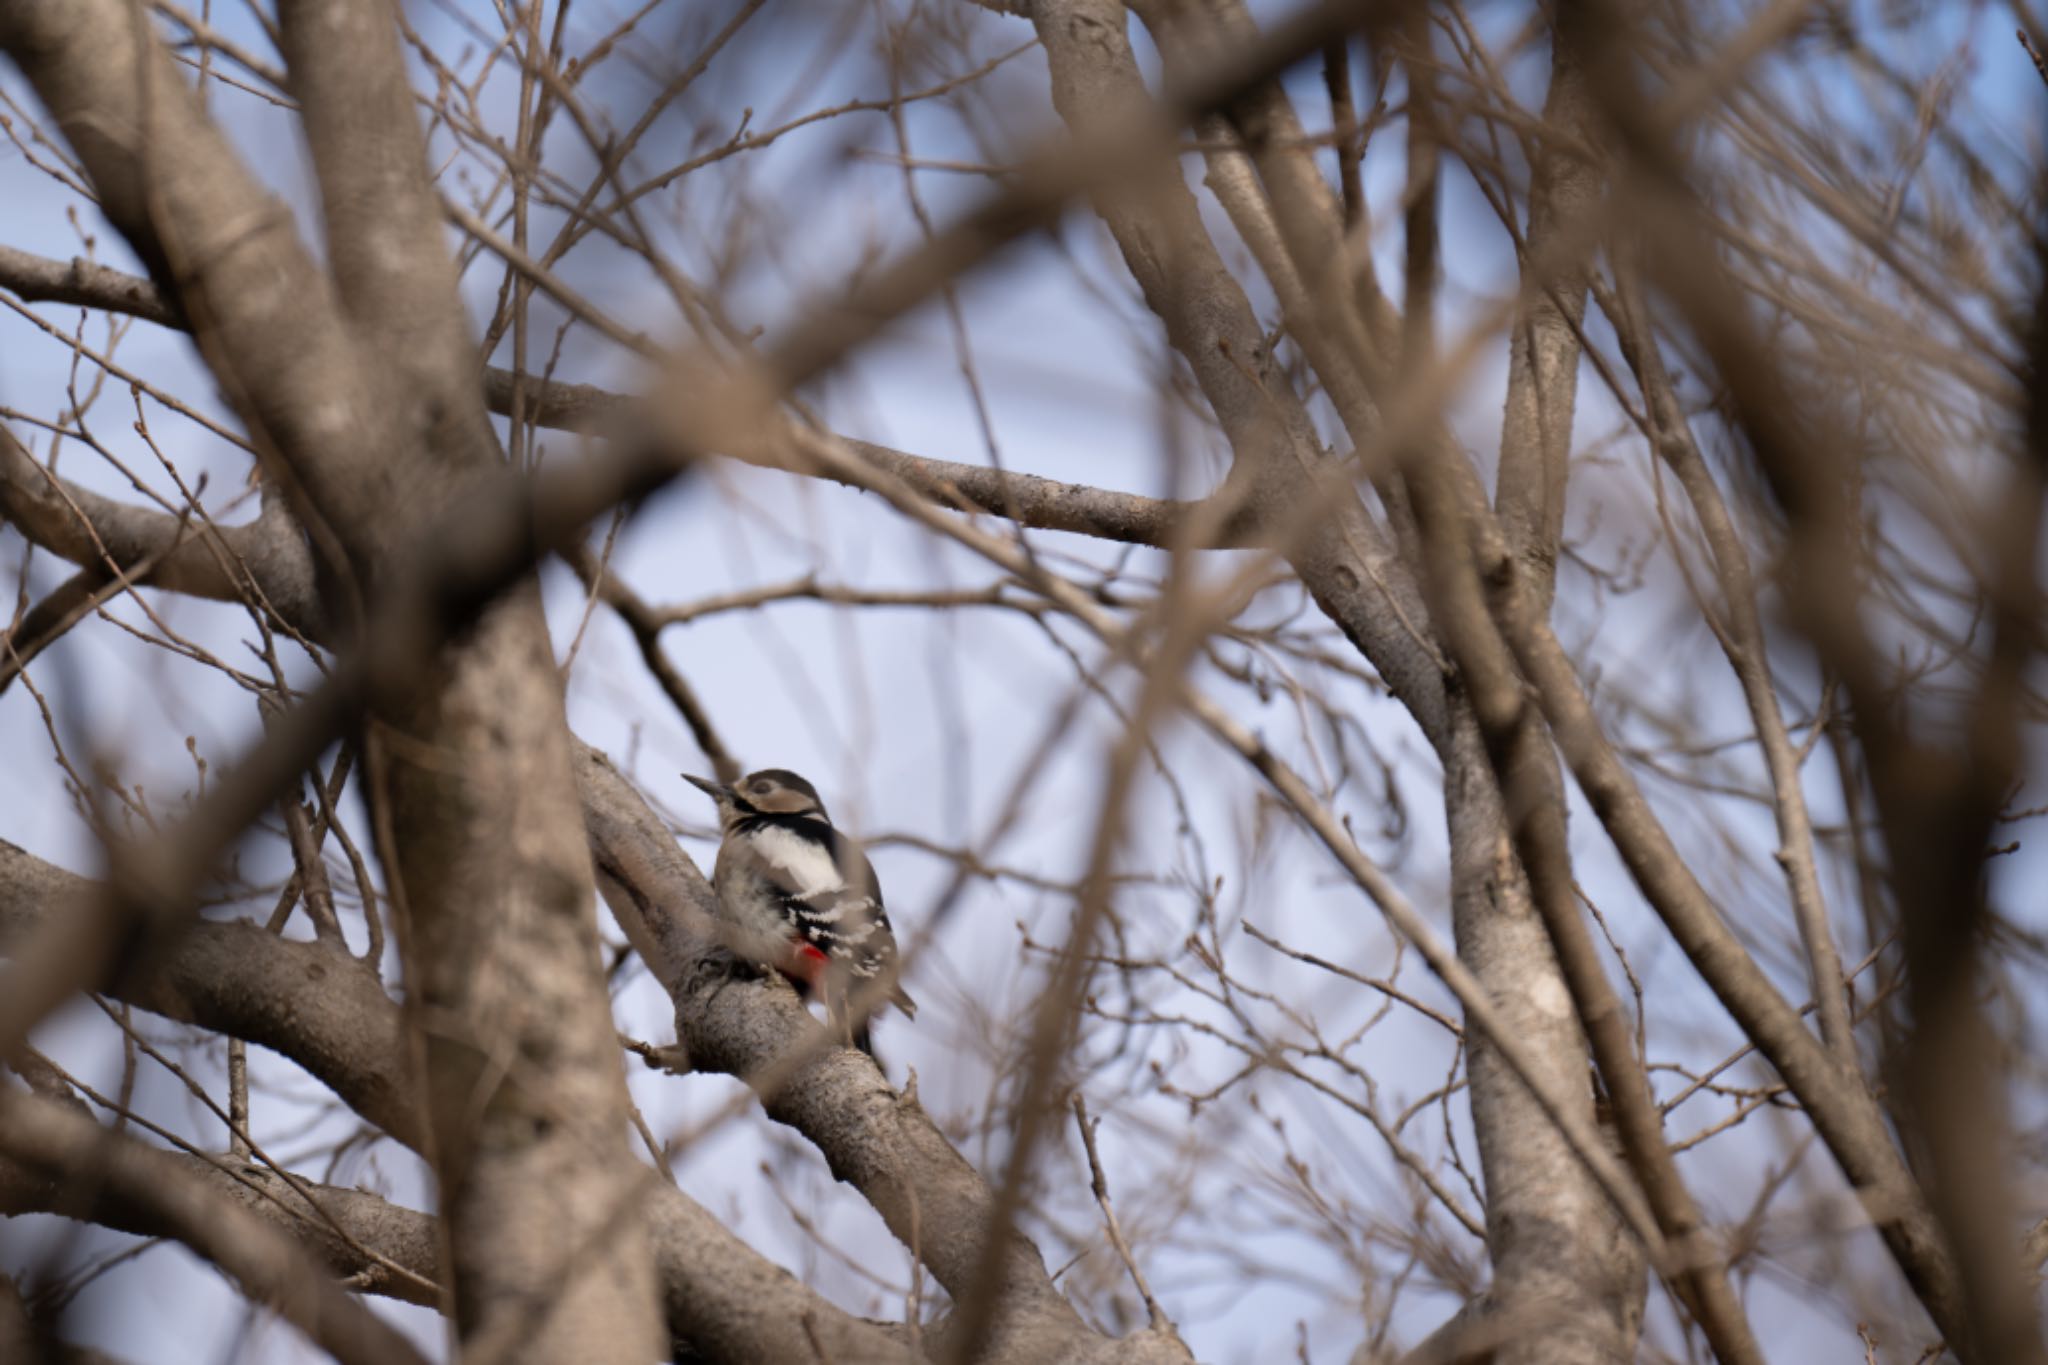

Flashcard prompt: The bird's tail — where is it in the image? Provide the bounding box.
[834,973,914,1062]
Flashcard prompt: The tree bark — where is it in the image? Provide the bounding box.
[0,3,664,1356]
[1024,5,1645,1354]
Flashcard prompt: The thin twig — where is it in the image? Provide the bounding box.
[1071,1095,1171,1334]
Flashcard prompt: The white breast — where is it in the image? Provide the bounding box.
[751,824,846,895]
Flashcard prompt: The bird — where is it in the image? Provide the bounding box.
[683,768,916,1056]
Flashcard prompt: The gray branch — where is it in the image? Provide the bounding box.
[0,244,1257,551]
[0,835,922,1365]
[1025,3,1646,1356]
[579,744,1193,1365]
[0,1091,428,1365]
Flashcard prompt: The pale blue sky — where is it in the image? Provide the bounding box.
[2,0,2043,1360]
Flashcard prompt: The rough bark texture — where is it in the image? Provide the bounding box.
[1028,5,1642,1355]
[1465,12,1660,1354]
[1494,9,1599,609]
[381,589,664,1359]
[0,841,416,1145]
[1441,716,1641,1361]
[0,836,926,1365]
[0,3,663,1357]
[580,745,1194,1365]
[0,1093,427,1365]
[0,422,326,640]
[0,1147,444,1310]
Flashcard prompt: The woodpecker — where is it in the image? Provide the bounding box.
[684,768,916,1055]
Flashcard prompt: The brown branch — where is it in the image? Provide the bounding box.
[566,547,742,784]
[0,1145,442,1308]
[1072,1096,1172,1335]
[1603,268,1856,1068]
[1395,228,1763,1364]
[0,245,180,326]
[2018,26,2048,89]
[1493,3,1600,608]
[486,366,1261,548]
[577,744,1194,1365]
[0,834,925,1364]
[0,422,326,637]
[0,1091,429,1365]
[1321,41,1364,227]
[0,837,420,1145]
[0,244,1264,551]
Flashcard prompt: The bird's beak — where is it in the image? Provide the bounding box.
[683,773,729,800]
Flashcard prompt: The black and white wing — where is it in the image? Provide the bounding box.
[737,814,917,1017]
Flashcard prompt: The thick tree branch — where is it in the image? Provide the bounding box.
[0,835,923,1365]
[0,423,326,638]
[0,1091,428,1365]
[1393,217,1761,1365]
[0,245,180,325]
[0,1137,923,1365]
[0,1147,442,1309]
[0,838,419,1145]
[1056,4,1649,1355]
[1372,11,1754,1358]
[1493,5,1599,608]
[578,744,1192,1365]
[0,0,383,586]
[3,5,670,1352]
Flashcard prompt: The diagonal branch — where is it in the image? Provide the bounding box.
[0,242,1264,552]
[0,422,326,637]
[0,837,419,1145]
[0,1146,442,1309]
[578,745,1193,1365]
[0,0,1400,1067]
[0,834,924,1365]
[0,0,382,586]
[0,1090,428,1365]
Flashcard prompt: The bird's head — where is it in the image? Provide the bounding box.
[684,768,830,826]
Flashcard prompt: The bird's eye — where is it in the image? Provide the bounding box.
[751,780,770,794]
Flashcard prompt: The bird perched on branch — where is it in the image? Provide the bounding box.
[684,768,916,1056]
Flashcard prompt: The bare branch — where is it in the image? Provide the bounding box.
[0,1091,429,1365]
